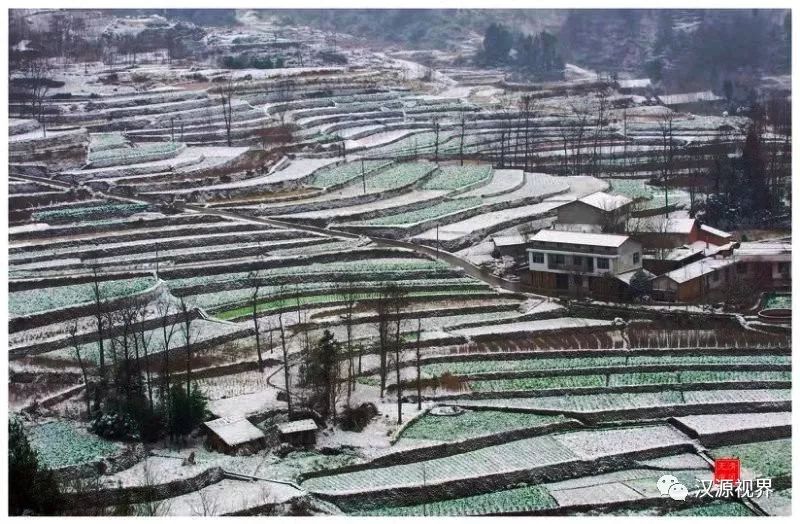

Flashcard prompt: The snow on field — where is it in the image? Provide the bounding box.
[552,424,691,459]
[208,388,285,419]
[549,176,610,201]
[346,129,419,150]
[304,424,692,495]
[453,239,496,266]
[454,389,790,414]
[9,127,80,143]
[673,412,791,436]
[179,157,337,192]
[460,169,525,198]
[282,191,448,220]
[415,201,564,241]
[637,453,710,471]
[158,478,300,515]
[303,433,577,494]
[482,172,569,204]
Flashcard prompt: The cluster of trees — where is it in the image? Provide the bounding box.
[64,270,208,444]
[220,54,286,69]
[9,11,205,69]
[652,98,790,230]
[274,280,428,428]
[478,23,564,79]
[560,10,790,92]
[701,122,787,229]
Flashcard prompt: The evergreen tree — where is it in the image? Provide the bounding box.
[9,418,62,515]
[304,329,340,421]
[481,23,513,64]
[168,384,207,440]
[629,270,653,300]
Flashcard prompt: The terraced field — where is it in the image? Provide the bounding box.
[6,10,792,516]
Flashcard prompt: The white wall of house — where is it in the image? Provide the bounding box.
[616,239,642,273]
[527,238,642,276]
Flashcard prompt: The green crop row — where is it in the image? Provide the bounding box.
[357,485,556,516]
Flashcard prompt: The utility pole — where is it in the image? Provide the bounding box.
[436,223,440,259]
[361,158,366,193]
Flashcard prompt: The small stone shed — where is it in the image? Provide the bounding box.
[204,417,267,455]
[277,419,318,447]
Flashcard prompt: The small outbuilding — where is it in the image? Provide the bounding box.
[204,417,267,455]
[277,419,318,447]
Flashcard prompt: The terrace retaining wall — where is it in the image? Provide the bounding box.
[54,443,148,485]
[9,280,164,335]
[301,419,582,483]
[61,465,225,508]
[454,399,792,426]
[314,442,695,511]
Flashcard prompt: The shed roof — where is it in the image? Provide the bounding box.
[659,257,734,284]
[277,419,318,434]
[492,232,526,247]
[659,91,724,106]
[618,78,652,89]
[577,192,633,211]
[530,229,631,248]
[734,241,791,261]
[204,417,265,447]
[699,223,732,238]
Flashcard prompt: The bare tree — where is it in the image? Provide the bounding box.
[68,320,92,418]
[156,296,176,422]
[178,297,194,397]
[190,489,219,517]
[414,317,423,411]
[568,100,591,176]
[458,112,468,166]
[591,89,609,175]
[657,111,676,219]
[249,271,265,372]
[218,76,236,147]
[89,266,107,397]
[23,58,52,135]
[136,304,155,411]
[388,284,408,424]
[137,459,171,516]
[518,94,538,171]
[336,275,360,405]
[431,117,441,161]
[374,285,392,398]
[278,312,293,416]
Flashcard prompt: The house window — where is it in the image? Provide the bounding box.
[531,252,544,264]
[573,255,583,266]
[632,252,640,265]
[597,258,610,270]
[548,254,565,268]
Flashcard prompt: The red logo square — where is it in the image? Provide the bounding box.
[714,458,741,483]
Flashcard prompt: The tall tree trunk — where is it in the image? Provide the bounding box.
[278,313,293,416]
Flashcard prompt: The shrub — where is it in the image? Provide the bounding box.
[91,411,140,441]
[168,385,208,439]
[338,403,378,432]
